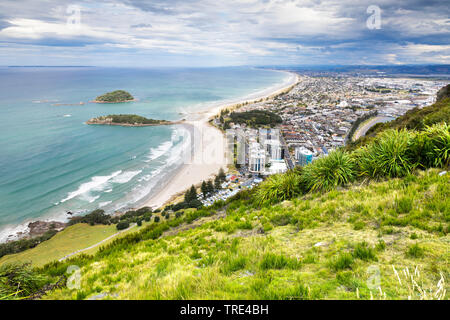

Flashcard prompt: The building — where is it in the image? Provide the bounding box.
[264,139,283,160]
[249,143,266,174]
[266,159,288,174]
[295,147,313,166]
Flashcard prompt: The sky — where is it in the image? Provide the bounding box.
[0,0,449,67]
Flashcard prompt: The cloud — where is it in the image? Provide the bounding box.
[0,0,448,66]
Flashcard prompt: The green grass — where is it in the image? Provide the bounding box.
[0,224,117,268]
[37,169,448,300]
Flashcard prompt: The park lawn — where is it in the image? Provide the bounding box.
[80,220,153,257]
[0,223,117,268]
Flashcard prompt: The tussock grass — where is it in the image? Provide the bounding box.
[302,150,355,192]
[354,129,416,179]
[255,171,302,205]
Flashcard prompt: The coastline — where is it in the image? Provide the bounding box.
[141,70,299,210]
[0,70,299,243]
[85,120,183,127]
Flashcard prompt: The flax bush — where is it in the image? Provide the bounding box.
[354,129,416,179]
[301,149,355,192]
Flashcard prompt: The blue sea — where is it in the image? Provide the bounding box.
[0,66,290,240]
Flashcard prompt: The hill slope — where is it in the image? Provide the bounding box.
[43,169,448,300]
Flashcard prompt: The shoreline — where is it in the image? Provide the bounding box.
[141,70,299,210]
[85,120,183,127]
[0,70,299,243]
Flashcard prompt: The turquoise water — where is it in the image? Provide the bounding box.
[0,67,288,240]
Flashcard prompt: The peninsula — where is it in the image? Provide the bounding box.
[92,90,135,103]
[86,114,182,127]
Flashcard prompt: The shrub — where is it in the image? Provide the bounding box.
[259,253,301,270]
[270,213,293,226]
[221,255,247,275]
[68,209,110,226]
[353,242,377,261]
[255,171,302,205]
[136,206,152,215]
[154,216,160,223]
[353,221,365,230]
[175,211,184,218]
[188,199,203,209]
[329,253,354,271]
[116,221,130,230]
[0,263,48,299]
[164,213,170,220]
[136,219,142,227]
[395,196,413,214]
[354,129,416,179]
[301,149,355,192]
[172,201,188,211]
[375,240,386,251]
[411,123,450,168]
[406,243,425,258]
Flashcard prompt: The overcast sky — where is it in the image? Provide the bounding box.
[0,0,449,66]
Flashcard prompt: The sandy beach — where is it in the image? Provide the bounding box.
[142,71,299,210]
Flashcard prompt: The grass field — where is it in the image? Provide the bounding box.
[0,217,161,268]
[0,224,118,267]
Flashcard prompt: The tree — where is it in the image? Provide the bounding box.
[207,180,214,193]
[218,167,226,182]
[201,181,208,199]
[214,175,222,190]
[116,221,129,230]
[188,199,203,209]
[189,185,197,201]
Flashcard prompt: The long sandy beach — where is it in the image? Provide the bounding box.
[142,71,299,210]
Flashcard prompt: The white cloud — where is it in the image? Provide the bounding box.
[0,0,448,66]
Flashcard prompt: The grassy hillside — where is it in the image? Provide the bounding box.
[42,169,448,300]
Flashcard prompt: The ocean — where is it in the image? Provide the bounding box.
[0,66,290,241]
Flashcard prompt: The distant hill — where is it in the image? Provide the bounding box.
[93,90,134,103]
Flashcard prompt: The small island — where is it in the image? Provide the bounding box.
[86,114,182,127]
[92,90,135,103]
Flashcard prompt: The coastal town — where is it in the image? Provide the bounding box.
[194,74,448,206]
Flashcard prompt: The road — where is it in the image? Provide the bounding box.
[352,116,394,141]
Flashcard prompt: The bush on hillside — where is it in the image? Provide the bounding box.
[0,263,48,299]
[255,171,302,205]
[68,209,110,226]
[116,221,130,231]
[410,123,450,169]
[301,150,355,192]
[354,129,416,179]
